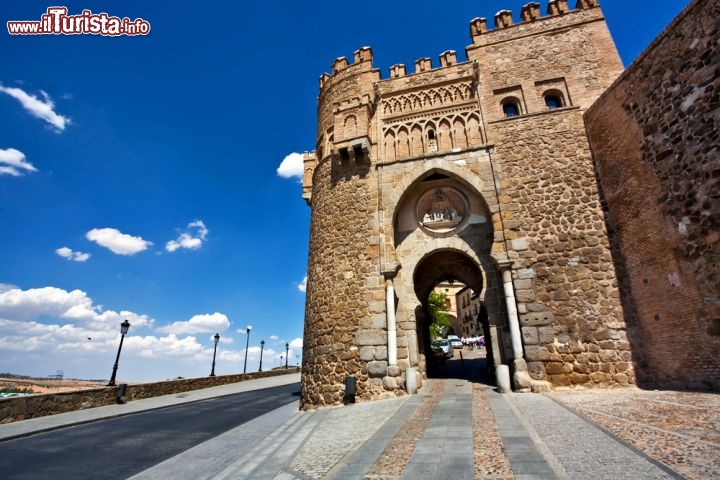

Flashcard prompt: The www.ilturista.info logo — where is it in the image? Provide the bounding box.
[7,7,151,36]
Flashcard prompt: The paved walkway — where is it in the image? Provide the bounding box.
[1,351,718,479]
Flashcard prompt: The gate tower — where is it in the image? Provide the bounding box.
[300,0,630,409]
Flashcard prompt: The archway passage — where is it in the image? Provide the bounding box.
[413,250,494,384]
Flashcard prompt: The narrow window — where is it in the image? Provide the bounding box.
[427,129,438,152]
[502,101,520,118]
[544,90,565,110]
[545,95,561,109]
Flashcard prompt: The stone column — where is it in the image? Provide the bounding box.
[385,278,397,366]
[497,259,532,391]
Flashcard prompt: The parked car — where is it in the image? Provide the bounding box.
[447,335,462,349]
[431,339,453,359]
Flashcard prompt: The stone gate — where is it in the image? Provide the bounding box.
[300,0,633,409]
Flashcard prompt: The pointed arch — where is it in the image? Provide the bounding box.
[411,94,422,111]
[453,117,468,149]
[466,114,483,145]
[384,130,396,161]
[344,115,358,138]
[438,119,452,151]
[397,127,410,158]
[432,90,443,107]
[410,124,423,157]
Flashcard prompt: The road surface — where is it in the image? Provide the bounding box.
[0,382,300,480]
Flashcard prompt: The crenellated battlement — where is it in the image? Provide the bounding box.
[319,46,374,90]
[470,0,598,43]
[319,1,601,92]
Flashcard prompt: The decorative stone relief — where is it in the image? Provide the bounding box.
[416,187,467,234]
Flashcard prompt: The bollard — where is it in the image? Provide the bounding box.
[496,365,511,393]
[343,375,356,404]
[405,367,417,394]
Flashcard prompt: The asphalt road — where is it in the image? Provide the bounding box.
[0,382,301,480]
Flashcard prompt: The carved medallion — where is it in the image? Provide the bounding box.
[416,187,467,233]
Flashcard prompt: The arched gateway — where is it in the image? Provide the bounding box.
[300,1,634,409]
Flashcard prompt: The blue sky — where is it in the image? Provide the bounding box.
[0,1,688,382]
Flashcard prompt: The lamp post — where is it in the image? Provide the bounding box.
[243,325,252,374]
[296,354,300,367]
[259,340,265,372]
[280,355,283,368]
[108,319,130,386]
[285,343,289,369]
[209,333,220,376]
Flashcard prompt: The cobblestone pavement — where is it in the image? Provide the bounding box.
[287,349,719,479]
[364,380,444,478]
[548,388,720,480]
[472,383,513,479]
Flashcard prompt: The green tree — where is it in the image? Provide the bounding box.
[428,291,452,339]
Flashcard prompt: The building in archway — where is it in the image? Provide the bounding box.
[300,0,631,409]
[432,280,464,335]
[456,285,485,338]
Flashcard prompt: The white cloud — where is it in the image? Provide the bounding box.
[0,283,18,293]
[156,312,230,335]
[276,152,304,180]
[0,286,153,329]
[55,246,91,262]
[289,337,303,349]
[0,285,293,381]
[269,335,279,341]
[86,228,152,255]
[128,333,206,358]
[0,84,70,131]
[297,275,307,293]
[166,220,208,252]
[0,147,37,176]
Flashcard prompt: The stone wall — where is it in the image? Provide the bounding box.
[466,1,629,387]
[0,369,295,424]
[488,110,630,387]
[584,0,719,390]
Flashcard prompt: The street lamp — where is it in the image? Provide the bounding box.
[280,355,283,368]
[243,325,252,374]
[259,340,265,372]
[285,343,289,369]
[209,333,220,376]
[108,319,130,386]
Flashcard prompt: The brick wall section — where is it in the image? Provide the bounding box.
[0,369,296,424]
[585,0,719,390]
